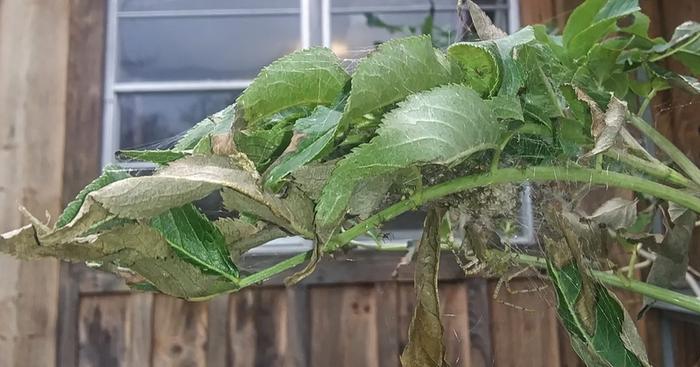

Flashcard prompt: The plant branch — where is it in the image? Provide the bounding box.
[331,166,700,250]
[605,148,693,188]
[232,166,700,312]
[509,251,700,314]
[628,114,700,185]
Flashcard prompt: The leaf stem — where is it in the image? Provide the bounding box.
[604,148,693,188]
[628,114,700,185]
[239,251,311,288]
[511,251,700,313]
[649,32,700,63]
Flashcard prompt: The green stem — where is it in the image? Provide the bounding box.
[332,166,700,249]
[239,251,311,288]
[605,148,693,188]
[628,114,700,185]
[234,166,700,312]
[512,252,700,313]
[650,32,700,62]
[637,88,656,117]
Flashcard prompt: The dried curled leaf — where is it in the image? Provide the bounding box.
[586,198,638,230]
[400,206,448,367]
[465,0,507,40]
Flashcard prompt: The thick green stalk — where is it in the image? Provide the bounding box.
[332,166,700,249]
[512,252,700,313]
[605,149,693,188]
[239,166,700,299]
[628,114,700,185]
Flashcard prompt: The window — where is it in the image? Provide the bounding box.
[102,0,525,252]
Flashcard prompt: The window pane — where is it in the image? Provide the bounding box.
[118,91,241,149]
[331,11,458,59]
[117,16,300,82]
[119,0,297,12]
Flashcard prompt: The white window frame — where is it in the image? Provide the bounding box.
[101,0,528,253]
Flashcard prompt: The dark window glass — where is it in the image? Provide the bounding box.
[118,90,241,149]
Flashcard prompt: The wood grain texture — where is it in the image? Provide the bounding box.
[126,293,154,367]
[229,287,288,367]
[0,0,70,366]
[488,278,561,367]
[311,285,379,367]
[78,295,129,367]
[58,0,107,363]
[206,295,230,367]
[375,282,400,367]
[466,278,493,367]
[151,295,208,367]
[285,286,310,367]
[439,283,471,367]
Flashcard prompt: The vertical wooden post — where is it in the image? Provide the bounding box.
[0,1,71,366]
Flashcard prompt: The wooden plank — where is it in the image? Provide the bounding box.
[0,0,71,366]
[126,294,154,367]
[78,295,129,367]
[466,278,493,367]
[151,295,208,367]
[488,278,561,367]
[311,285,379,367]
[206,295,230,367]
[375,282,400,367]
[229,287,288,366]
[519,0,555,26]
[440,282,471,367]
[285,286,310,367]
[57,263,81,367]
[57,0,108,361]
[61,0,105,206]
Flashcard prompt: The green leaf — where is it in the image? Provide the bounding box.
[117,150,186,165]
[151,204,238,281]
[487,95,524,121]
[400,207,448,367]
[563,0,641,58]
[545,212,650,367]
[343,35,461,122]
[315,84,504,240]
[447,42,501,96]
[221,183,314,238]
[0,222,239,300]
[56,165,129,228]
[518,43,569,124]
[235,48,349,129]
[214,218,287,261]
[649,64,700,95]
[234,123,293,172]
[174,103,235,151]
[264,106,344,192]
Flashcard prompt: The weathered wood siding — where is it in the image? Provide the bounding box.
[0,0,71,366]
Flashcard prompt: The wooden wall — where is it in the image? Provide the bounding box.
[0,0,699,366]
[0,0,71,366]
[67,253,662,367]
